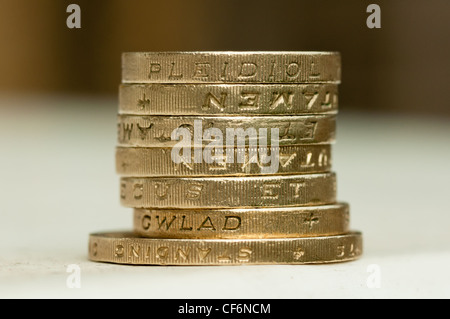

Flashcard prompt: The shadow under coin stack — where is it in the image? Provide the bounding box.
[89,52,363,265]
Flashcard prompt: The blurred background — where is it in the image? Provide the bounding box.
[0,0,450,298]
[0,0,449,115]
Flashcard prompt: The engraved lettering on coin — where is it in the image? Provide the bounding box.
[119,83,339,115]
[180,215,193,231]
[118,114,335,147]
[309,60,321,79]
[237,248,252,263]
[123,52,341,84]
[155,182,170,200]
[222,216,242,231]
[176,247,190,261]
[117,145,332,177]
[144,246,151,260]
[142,214,151,230]
[270,92,294,110]
[300,152,315,168]
[198,247,212,260]
[239,92,260,110]
[349,244,359,257]
[321,92,333,109]
[286,62,300,79]
[238,62,257,79]
[293,247,305,260]
[89,232,363,265]
[202,92,228,111]
[318,149,329,167]
[137,123,153,140]
[219,62,228,80]
[115,245,125,258]
[121,173,336,208]
[133,183,144,200]
[133,203,350,239]
[156,246,169,259]
[120,123,133,141]
[148,63,162,77]
[261,183,281,199]
[169,62,183,79]
[120,182,127,199]
[130,245,140,258]
[157,215,177,230]
[279,123,295,141]
[290,182,305,198]
[186,183,204,200]
[193,63,210,78]
[302,121,317,140]
[197,217,216,231]
[208,158,227,171]
[175,153,195,171]
[268,62,276,81]
[304,91,319,110]
[218,248,232,263]
[337,245,346,258]
[279,152,297,168]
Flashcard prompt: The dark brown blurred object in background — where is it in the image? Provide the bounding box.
[0,0,449,115]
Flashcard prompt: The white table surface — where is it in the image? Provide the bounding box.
[0,95,449,299]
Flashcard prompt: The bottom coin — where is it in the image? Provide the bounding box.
[89,231,363,265]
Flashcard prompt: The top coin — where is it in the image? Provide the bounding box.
[122,52,341,84]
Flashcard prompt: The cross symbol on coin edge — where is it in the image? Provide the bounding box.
[303,213,319,230]
[137,93,150,110]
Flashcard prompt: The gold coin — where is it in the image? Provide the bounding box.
[133,203,350,239]
[116,145,332,177]
[120,173,336,208]
[117,114,336,148]
[119,83,338,116]
[122,51,341,84]
[88,231,362,265]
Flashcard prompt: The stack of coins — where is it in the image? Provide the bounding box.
[89,52,363,265]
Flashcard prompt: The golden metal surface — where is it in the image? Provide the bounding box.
[117,114,336,147]
[120,173,336,209]
[88,50,364,267]
[116,145,332,177]
[88,231,362,265]
[119,83,338,116]
[122,51,341,84]
[133,203,350,239]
